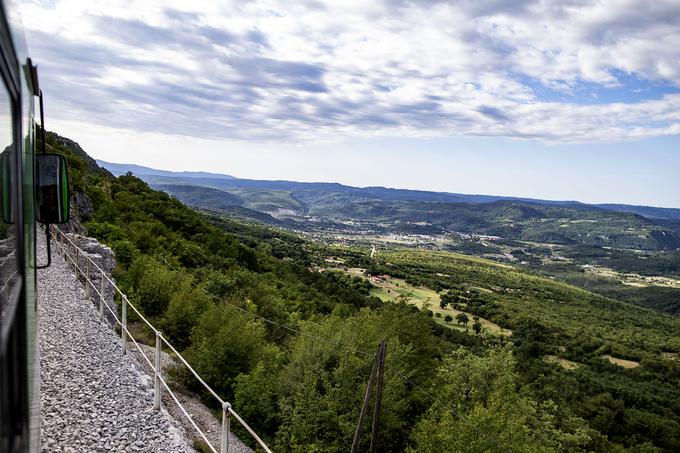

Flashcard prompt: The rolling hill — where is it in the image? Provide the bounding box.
[98,160,680,252]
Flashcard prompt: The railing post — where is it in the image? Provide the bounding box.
[74,246,79,280]
[99,277,105,320]
[221,402,231,453]
[122,296,128,354]
[86,260,91,300]
[154,330,162,411]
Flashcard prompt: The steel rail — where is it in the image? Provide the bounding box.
[53,229,125,297]
[122,294,157,335]
[124,326,156,372]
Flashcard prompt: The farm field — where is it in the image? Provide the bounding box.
[338,267,508,335]
[583,265,680,288]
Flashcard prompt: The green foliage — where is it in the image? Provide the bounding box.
[160,281,212,349]
[410,346,592,453]
[110,240,140,268]
[124,256,185,316]
[473,321,482,334]
[240,304,446,452]
[185,303,271,398]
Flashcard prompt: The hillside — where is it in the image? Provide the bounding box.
[99,162,680,252]
[44,131,680,451]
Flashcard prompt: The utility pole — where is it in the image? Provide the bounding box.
[351,341,387,453]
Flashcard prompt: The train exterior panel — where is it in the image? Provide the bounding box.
[0,1,41,451]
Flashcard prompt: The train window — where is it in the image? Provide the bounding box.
[0,79,15,329]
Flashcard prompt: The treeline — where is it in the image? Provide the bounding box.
[43,129,679,451]
[356,248,680,451]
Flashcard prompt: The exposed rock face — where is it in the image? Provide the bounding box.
[73,191,95,222]
[46,130,113,176]
[58,191,93,235]
[56,230,118,324]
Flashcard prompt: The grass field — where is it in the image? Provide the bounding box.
[543,355,582,370]
[583,264,680,288]
[601,354,640,368]
[342,267,508,335]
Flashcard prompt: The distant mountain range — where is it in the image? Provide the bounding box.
[98,160,236,181]
[97,159,680,251]
[98,160,680,219]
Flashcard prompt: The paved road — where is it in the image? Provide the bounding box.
[38,235,193,452]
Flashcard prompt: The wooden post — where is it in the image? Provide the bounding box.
[350,345,381,453]
[369,341,387,453]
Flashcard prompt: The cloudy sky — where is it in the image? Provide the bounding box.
[17,0,680,207]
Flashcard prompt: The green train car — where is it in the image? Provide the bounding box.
[0,1,70,451]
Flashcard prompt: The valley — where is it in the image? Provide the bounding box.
[20,2,680,451]
[98,161,680,317]
[37,133,680,452]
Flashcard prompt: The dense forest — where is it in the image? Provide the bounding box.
[45,130,680,452]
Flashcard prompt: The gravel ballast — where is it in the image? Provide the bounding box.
[38,234,193,452]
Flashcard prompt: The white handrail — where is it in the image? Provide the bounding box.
[49,226,271,453]
[159,335,224,405]
[51,234,121,324]
[158,373,218,453]
[228,407,273,453]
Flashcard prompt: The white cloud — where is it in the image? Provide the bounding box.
[17,0,680,144]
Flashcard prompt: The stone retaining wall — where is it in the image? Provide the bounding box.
[57,231,118,324]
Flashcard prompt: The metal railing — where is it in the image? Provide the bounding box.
[48,225,272,453]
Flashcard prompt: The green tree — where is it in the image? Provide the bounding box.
[271,306,443,452]
[444,315,453,323]
[456,313,470,327]
[410,346,591,452]
[124,256,184,316]
[472,321,482,335]
[160,281,212,349]
[185,303,270,398]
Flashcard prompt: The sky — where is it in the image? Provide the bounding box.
[16,0,680,207]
